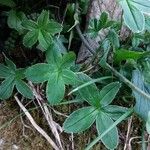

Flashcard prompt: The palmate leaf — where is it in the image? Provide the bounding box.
[26,52,77,105]
[22,10,62,50]
[119,0,145,32]
[0,57,33,100]
[96,112,119,150]
[87,12,112,38]
[132,69,150,120]
[63,106,99,133]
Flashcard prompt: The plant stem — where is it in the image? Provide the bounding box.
[75,23,150,102]
[106,63,150,101]
[75,25,95,55]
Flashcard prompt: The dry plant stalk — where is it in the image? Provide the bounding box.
[29,82,64,150]
[14,95,60,150]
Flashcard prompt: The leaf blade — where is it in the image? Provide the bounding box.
[96,112,119,149]
[15,79,34,99]
[0,77,15,100]
[63,106,98,133]
[99,82,121,107]
[25,63,52,83]
[46,73,65,105]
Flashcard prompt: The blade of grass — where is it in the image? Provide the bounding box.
[68,76,111,95]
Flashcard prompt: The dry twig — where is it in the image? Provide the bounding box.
[124,116,133,150]
[14,95,59,150]
[29,82,64,150]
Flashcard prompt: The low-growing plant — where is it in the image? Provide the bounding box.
[1,0,150,149]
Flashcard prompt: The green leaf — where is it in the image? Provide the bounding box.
[99,82,121,107]
[98,12,109,30]
[22,20,38,30]
[143,61,150,83]
[15,68,26,80]
[37,10,49,27]
[0,64,11,78]
[23,30,39,48]
[146,111,150,134]
[77,73,100,107]
[87,18,99,38]
[53,36,67,53]
[132,69,150,120]
[99,39,111,67]
[0,0,16,7]
[87,12,112,38]
[25,63,52,83]
[0,76,15,100]
[46,43,62,64]
[63,106,98,133]
[108,29,120,48]
[130,0,150,13]
[5,56,16,71]
[86,109,133,150]
[145,15,150,31]
[7,10,26,32]
[119,0,145,32]
[103,105,128,120]
[62,69,79,85]
[96,112,119,149]
[46,73,65,105]
[60,52,76,69]
[15,79,33,99]
[79,0,90,14]
[38,30,53,50]
[114,49,146,63]
[46,21,62,35]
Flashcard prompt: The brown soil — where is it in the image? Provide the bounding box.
[0,100,145,150]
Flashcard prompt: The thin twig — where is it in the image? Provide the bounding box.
[124,116,133,150]
[128,136,141,150]
[75,25,95,55]
[29,82,64,150]
[14,95,59,150]
[106,63,150,101]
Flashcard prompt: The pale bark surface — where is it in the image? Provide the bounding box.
[77,0,130,63]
